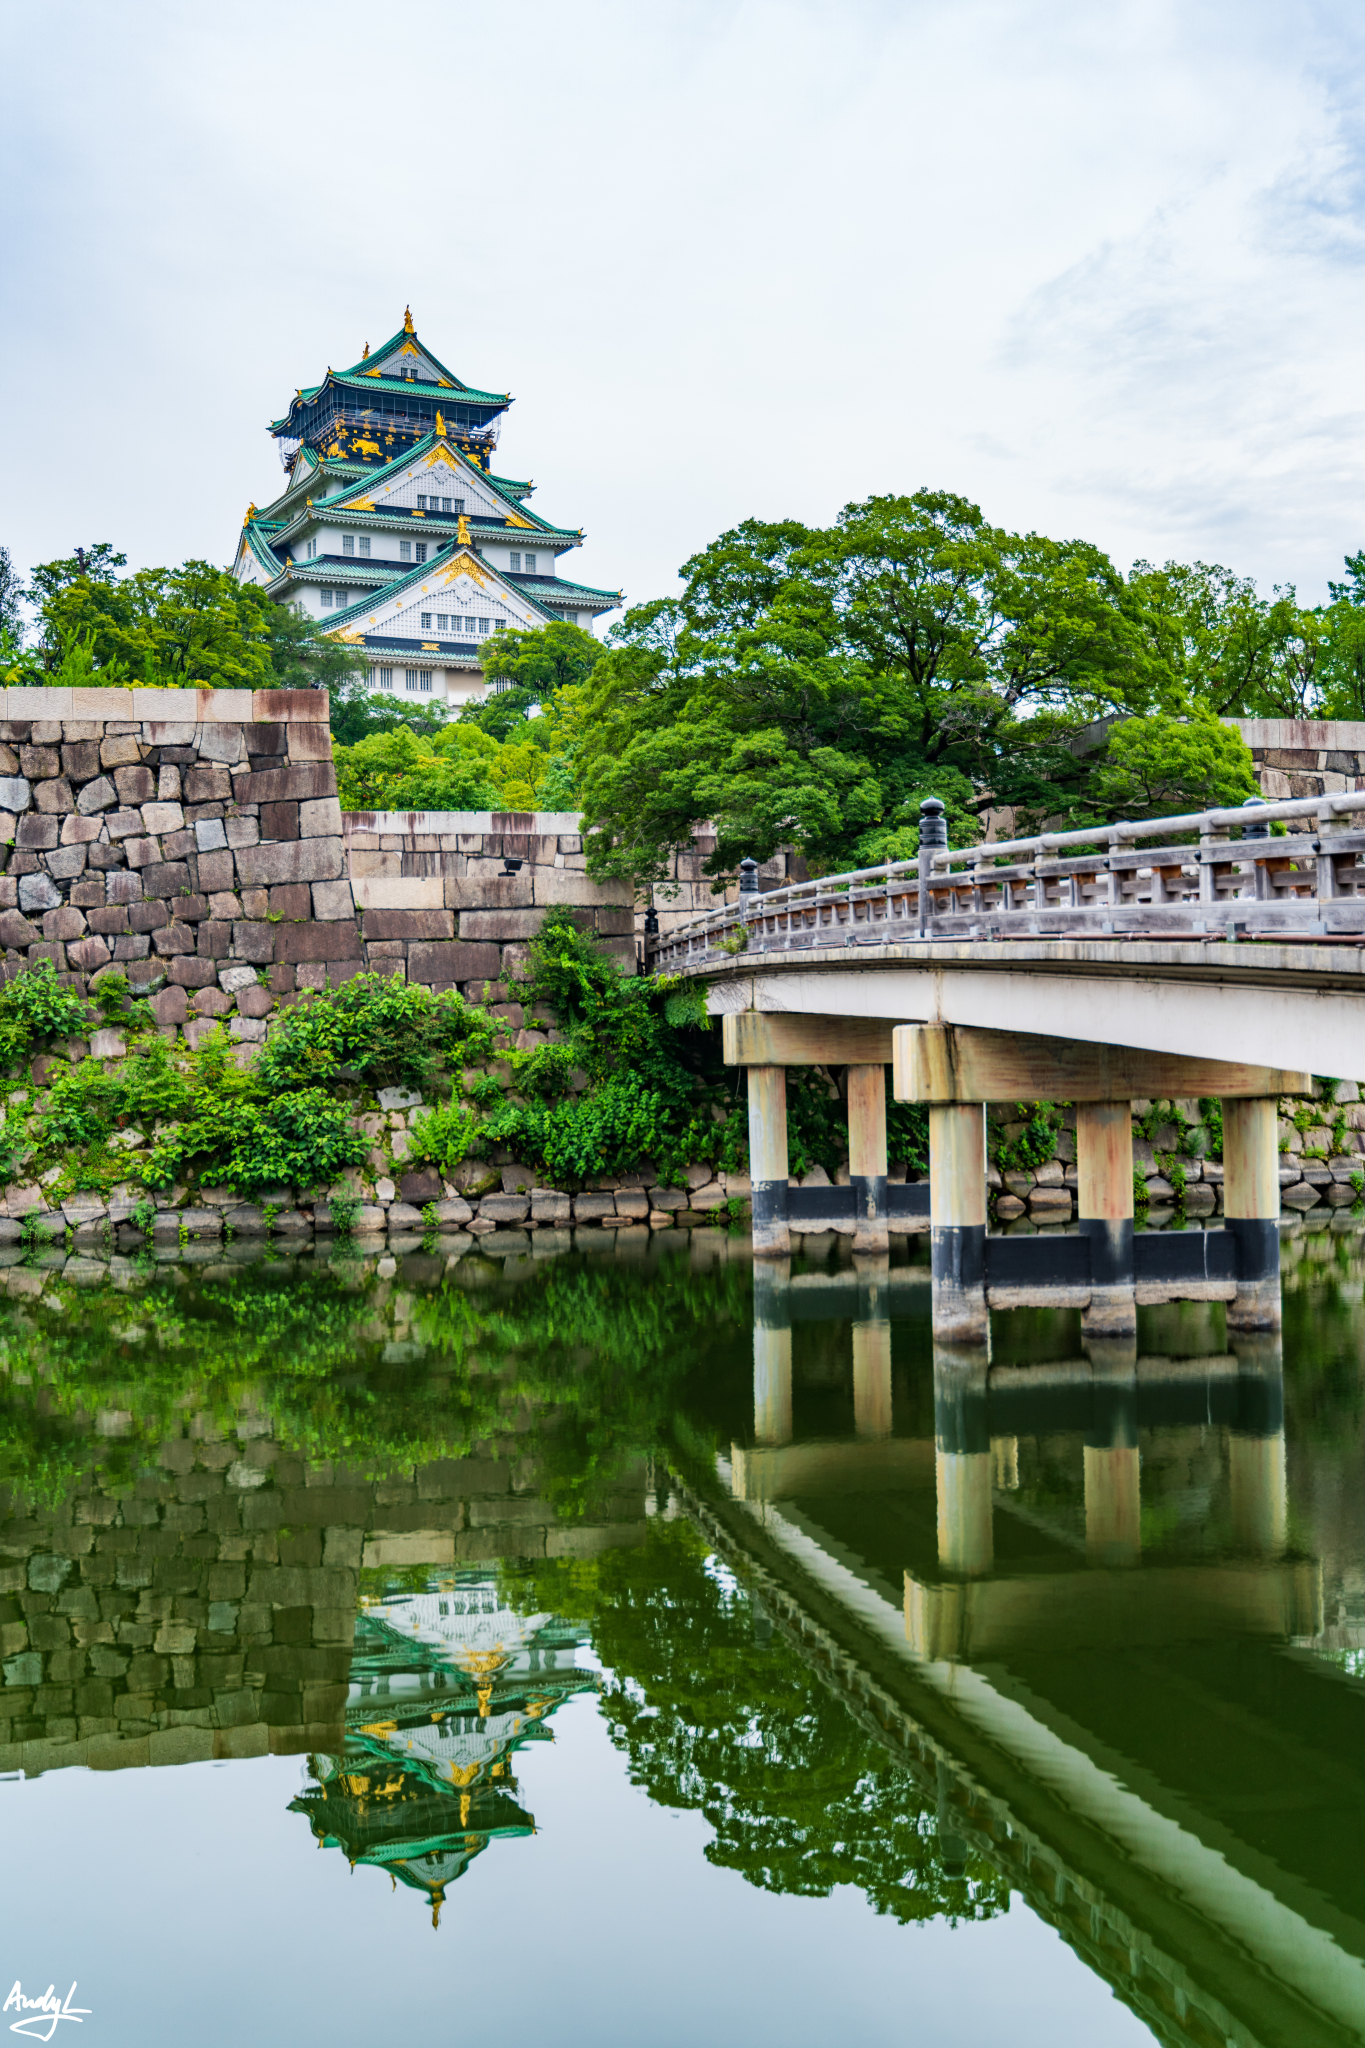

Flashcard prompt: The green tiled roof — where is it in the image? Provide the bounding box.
[508,573,621,604]
[282,430,579,540]
[337,322,483,392]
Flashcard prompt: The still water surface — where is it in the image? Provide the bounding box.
[0,1222,1360,2046]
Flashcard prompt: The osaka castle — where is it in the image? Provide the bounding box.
[231,308,621,706]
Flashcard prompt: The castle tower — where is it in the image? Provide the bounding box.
[231,310,621,709]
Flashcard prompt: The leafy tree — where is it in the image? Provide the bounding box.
[328,689,453,747]
[22,545,363,695]
[0,547,25,645]
[1085,702,1257,818]
[332,724,502,811]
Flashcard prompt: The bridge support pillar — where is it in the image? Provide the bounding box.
[1077,1102,1136,1338]
[753,1262,792,1445]
[1222,1097,1281,1330]
[847,1064,889,1253]
[1084,1344,1140,1567]
[935,1346,993,1576]
[853,1257,893,1437]
[747,1066,790,1258]
[930,1103,987,1342]
[1230,1334,1286,1554]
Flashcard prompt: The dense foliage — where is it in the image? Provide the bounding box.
[571,498,1282,881]
[1,542,363,694]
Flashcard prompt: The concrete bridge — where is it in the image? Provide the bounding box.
[648,791,1365,1334]
[669,1265,1364,2048]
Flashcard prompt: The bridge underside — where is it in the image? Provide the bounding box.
[698,937,1365,1080]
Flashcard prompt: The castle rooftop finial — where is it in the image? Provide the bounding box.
[362,341,369,359]
[435,410,446,437]
[404,305,414,334]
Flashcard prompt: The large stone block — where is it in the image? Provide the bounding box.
[17,874,59,913]
[185,766,231,804]
[453,909,545,939]
[196,724,244,763]
[235,764,333,804]
[360,908,455,941]
[46,846,87,881]
[34,778,74,815]
[448,869,534,910]
[141,802,184,835]
[141,861,192,900]
[0,777,29,813]
[0,911,37,948]
[310,881,354,921]
[75,775,116,814]
[407,941,501,985]
[300,797,342,837]
[350,875,444,910]
[15,815,58,849]
[235,839,343,886]
[261,802,298,841]
[100,735,143,768]
[61,814,103,845]
[533,867,627,906]
[251,689,326,722]
[230,922,275,963]
[114,764,155,806]
[276,923,358,964]
[196,850,235,894]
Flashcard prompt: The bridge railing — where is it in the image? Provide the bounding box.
[647,790,1365,969]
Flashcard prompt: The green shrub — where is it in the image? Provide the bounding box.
[257,974,496,1092]
[0,960,91,1064]
[992,1103,1060,1174]
[139,1089,367,1196]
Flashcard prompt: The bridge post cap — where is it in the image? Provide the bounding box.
[918,796,949,849]
[739,856,760,895]
[1242,795,1270,840]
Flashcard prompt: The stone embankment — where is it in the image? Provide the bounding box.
[984,1088,1365,1227]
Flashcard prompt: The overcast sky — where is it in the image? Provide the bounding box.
[6,0,1365,623]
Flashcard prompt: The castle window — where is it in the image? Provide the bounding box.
[374,666,393,690]
[400,540,412,562]
[525,554,537,574]
[453,498,465,514]
[342,535,354,556]
[415,543,428,564]
[405,669,434,692]
[437,615,449,631]
[417,495,429,510]
[441,497,453,513]
[510,552,520,572]
[359,536,370,557]
[477,618,490,636]
[306,540,317,559]
[320,590,333,609]
[421,613,432,630]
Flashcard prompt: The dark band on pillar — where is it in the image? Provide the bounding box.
[931,1223,985,1292]
[1228,1216,1279,1283]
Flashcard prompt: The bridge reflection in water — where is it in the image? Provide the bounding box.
[695,1258,1361,2048]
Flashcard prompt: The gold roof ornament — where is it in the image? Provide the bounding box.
[362,341,369,358]
[457,514,471,545]
[245,502,256,521]
[435,410,446,437]
[404,304,415,334]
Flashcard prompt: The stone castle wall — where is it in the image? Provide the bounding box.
[0,686,357,1040]
[1236,718,1365,801]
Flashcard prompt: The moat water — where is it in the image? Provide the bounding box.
[0,1221,1362,2046]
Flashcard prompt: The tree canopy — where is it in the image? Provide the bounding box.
[3,542,364,696]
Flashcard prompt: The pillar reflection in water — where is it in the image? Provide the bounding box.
[852,1255,893,1438]
[1230,1332,1287,1556]
[934,1341,993,1577]
[1083,1337,1140,1569]
[752,1260,793,1446]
